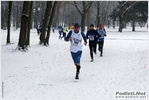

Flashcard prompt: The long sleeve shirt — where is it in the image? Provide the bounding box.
[86,29,100,43]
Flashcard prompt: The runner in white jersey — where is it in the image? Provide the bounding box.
[65,23,87,80]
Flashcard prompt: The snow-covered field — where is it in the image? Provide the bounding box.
[1,26,148,100]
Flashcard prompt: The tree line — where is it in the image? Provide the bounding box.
[1,1,148,51]
[110,1,148,32]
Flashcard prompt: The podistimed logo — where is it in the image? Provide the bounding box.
[115,91,147,98]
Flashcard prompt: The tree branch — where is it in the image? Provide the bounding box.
[90,10,97,17]
[74,1,83,14]
[69,1,83,14]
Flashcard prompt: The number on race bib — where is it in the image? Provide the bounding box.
[72,38,80,46]
[89,35,94,41]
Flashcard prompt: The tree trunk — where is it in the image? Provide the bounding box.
[34,4,38,28]
[26,1,33,46]
[3,6,8,30]
[1,7,4,29]
[113,19,115,28]
[13,14,16,27]
[123,21,127,28]
[132,19,135,31]
[118,14,123,32]
[97,1,100,25]
[132,10,135,31]
[18,1,30,50]
[6,1,12,44]
[39,1,52,45]
[108,19,110,28]
[46,1,58,45]
[101,8,104,24]
[16,6,19,30]
[55,2,60,27]
[87,7,90,31]
[81,13,86,32]
[29,1,33,29]
[12,7,16,27]
[81,1,86,32]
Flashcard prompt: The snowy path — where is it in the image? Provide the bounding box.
[1,27,148,100]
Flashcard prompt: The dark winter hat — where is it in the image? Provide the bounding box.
[74,23,80,28]
[90,24,94,27]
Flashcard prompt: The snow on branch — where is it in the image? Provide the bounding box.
[121,1,128,7]
[85,1,92,11]
[122,1,138,15]
[22,14,29,18]
[121,1,128,10]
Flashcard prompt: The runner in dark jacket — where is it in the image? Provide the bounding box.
[86,24,100,62]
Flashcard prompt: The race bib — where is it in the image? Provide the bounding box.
[89,35,94,40]
[72,38,80,46]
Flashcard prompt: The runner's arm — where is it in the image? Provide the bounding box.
[96,31,100,38]
[65,31,72,42]
[86,31,89,39]
[81,32,87,43]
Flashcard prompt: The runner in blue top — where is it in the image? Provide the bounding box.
[65,23,87,80]
[52,25,55,33]
[58,24,63,39]
[97,24,107,57]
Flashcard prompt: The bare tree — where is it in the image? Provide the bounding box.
[6,1,12,44]
[86,1,117,28]
[39,1,52,45]
[18,1,30,50]
[26,1,33,46]
[118,1,138,32]
[70,1,92,31]
[46,1,58,45]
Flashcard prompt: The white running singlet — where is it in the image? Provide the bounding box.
[70,30,83,53]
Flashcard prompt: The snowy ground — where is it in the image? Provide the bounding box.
[1,26,148,100]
